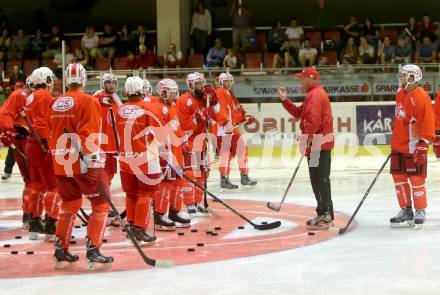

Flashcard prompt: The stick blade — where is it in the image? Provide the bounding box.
[254,220,281,230]
[266,202,281,212]
[154,259,175,268]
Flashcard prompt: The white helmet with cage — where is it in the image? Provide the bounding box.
[124,76,144,96]
[65,63,87,86]
[186,72,205,91]
[101,73,118,89]
[218,72,234,88]
[399,64,422,88]
[156,78,179,103]
[32,67,55,86]
[143,79,153,96]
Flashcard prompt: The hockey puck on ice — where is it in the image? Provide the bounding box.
[206,231,213,235]
[26,251,34,255]
[178,232,185,236]
[69,240,76,245]
[15,236,22,239]
[238,226,245,229]
[191,229,198,233]
[3,244,11,248]
[308,232,315,236]
[211,233,218,236]
[10,251,18,254]
[74,225,81,229]
[103,239,108,243]
[262,222,268,225]
[214,227,221,231]
[197,243,204,247]
[187,248,195,252]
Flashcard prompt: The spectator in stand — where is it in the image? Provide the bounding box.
[10,29,29,61]
[81,26,99,62]
[125,51,140,70]
[267,21,284,53]
[30,29,45,62]
[42,25,64,59]
[395,36,412,64]
[242,26,257,52]
[98,24,118,61]
[229,0,251,51]
[285,17,304,51]
[190,1,212,54]
[362,18,380,47]
[0,9,8,31]
[223,47,238,69]
[73,47,89,68]
[137,44,155,69]
[357,36,375,64]
[164,43,183,68]
[401,16,419,48]
[418,13,437,42]
[118,25,134,55]
[298,38,318,67]
[342,16,361,46]
[378,36,395,64]
[415,36,437,63]
[205,38,227,68]
[53,44,74,78]
[340,36,358,64]
[0,28,11,61]
[8,65,25,85]
[318,55,329,66]
[313,0,333,39]
[132,25,149,49]
[272,40,296,71]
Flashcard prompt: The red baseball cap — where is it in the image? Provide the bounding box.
[294,67,320,80]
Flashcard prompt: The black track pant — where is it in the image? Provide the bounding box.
[4,147,15,174]
[307,150,333,219]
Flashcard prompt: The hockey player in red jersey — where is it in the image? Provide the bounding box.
[390,64,435,228]
[49,63,113,268]
[115,76,160,245]
[176,72,227,216]
[0,79,33,229]
[142,79,158,104]
[23,67,60,241]
[215,72,257,189]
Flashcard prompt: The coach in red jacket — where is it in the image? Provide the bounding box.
[277,67,335,230]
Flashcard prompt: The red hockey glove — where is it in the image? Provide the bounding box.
[434,132,440,158]
[203,86,218,106]
[0,128,17,147]
[236,104,246,117]
[414,140,429,164]
[195,107,212,123]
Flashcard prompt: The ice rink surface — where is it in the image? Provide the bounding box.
[1,153,440,295]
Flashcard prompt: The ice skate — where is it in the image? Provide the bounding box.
[390,208,415,228]
[43,214,56,242]
[86,237,114,270]
[220,176,238,191]
[306,212,334,230]
[414,209,426,229]
[154,213,176,231]
[240,173,257,186]
[22,213,29,230]
[193,203,211,218]
[28,215,44,240]
[130,226,156,246]
[169,209,191,228]
[54,238,79,269]
[1,173,11,182]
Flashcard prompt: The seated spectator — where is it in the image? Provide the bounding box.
[285,17,304,51]
[132,25,149,49]
[415,36,437,63]
[81,26,99,61]
[401,16,418,48]
[318,55,329,66]
[73,47,89,68]
[0,28,11,61]
[10,29,29,61]
[298,39,318,67]
[395,37,412,64]
[362,18,380,47]
[418,13,437,42]
[378,36,395,64]
[340,37,358,64]
[164,43,183,68]
[223,47,238,69]
[273,40,296,70]
[30,29,45,61]
[53,45,74,78]
[242,26,257,52]
[118,25,135,55]
[267,21,284,53]
[137,44,155,69]
[205,38,227,68]
[357,36,375,64]
[98,24,118,60]
[125,51,141,70]
[42,25,64,59]
[8,65,25,85]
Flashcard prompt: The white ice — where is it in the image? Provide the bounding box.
[1,153,440,295]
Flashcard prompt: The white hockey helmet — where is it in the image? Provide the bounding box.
[31,67,54,86]
[143,79,153,96]
[125,76,144,96]
[65,63,87,86]
[400,64,422,87]
[218,72,234,87]
[156,78,179,103]
[101,73,118,89]
[186,72,205,91]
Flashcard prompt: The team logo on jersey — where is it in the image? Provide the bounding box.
[187,98,192,107]
[25,94,34,106]
[144,96,151,103]
[395,103,406,119]
[52,96,75,112]
[118,105,144,119]
[163,106,169,115]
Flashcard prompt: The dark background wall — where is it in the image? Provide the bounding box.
[2,0,440,33]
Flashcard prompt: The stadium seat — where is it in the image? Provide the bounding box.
[69,38,82,52]
[113,57,127,70]
[187,54,204,68]
[263,52,275,68]
[382,29,400,42]
[95,57,111,71]
[256,31,267,50]
[23,60,39,76]
[5,60,21,77]
[305,31,322,49]
[156,55,164,67]
[323,51,338,65]
[323,31,341,43]
[244,53,261,68]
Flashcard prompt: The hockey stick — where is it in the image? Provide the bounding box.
[267,155,304,212]
[168,165,281,230]
[329,153,391,235]
[203,94,211,209]
[63,128,174,267]
[19,109,47,153]
[108,108,120,153]
[75,212,88,226]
